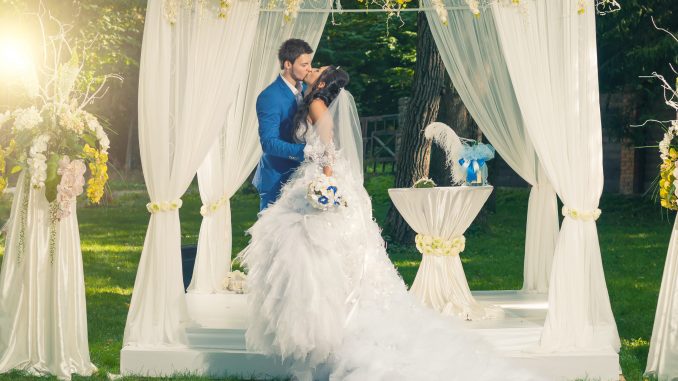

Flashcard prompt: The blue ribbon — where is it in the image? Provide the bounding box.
[459,158,485,182]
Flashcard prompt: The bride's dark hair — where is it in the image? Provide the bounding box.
[292,66,350,143]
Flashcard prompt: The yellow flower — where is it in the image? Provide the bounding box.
[0,177,7,193]
[83,144,109,204]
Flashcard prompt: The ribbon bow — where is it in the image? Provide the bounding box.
[458,158,485,182]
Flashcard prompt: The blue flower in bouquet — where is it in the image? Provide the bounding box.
[319,195,329,205]
[327,185,337,194]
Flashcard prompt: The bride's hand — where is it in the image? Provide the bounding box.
[323,166,333,177]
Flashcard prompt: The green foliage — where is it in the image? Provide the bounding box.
[0,0,146,168]
[0,176,670,380]
[314,0,417,115]
[597,0,678,140]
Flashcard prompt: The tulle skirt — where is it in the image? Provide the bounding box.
[239,158,541,380]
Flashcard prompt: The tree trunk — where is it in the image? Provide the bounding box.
[386,13,446,244]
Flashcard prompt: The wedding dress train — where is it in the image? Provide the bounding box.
[240,90,541,381]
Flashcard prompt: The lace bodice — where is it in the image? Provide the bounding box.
[302,120,336,168]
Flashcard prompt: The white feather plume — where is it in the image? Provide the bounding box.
[424,122,466,184]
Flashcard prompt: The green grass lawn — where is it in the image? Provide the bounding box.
[0,175,671,380]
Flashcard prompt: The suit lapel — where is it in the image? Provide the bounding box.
[276,75,296,102]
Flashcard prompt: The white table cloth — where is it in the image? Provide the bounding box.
[388,186,502,320]
[0,173,96,380]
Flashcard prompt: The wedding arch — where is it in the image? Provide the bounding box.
[123,0,621,377]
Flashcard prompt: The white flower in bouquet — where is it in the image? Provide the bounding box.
[59,108,86,135]
[13,106,43,131]
[85,114,110,154]
[27,153,47,189]
[29,134,50,157]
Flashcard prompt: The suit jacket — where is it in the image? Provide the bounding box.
[252,76,306,196]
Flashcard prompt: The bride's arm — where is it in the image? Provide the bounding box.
[309,99,334,177]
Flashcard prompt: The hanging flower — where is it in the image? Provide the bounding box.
[465,0,480,17]
[218,0,233,19]
[163,0,180,24]
[83,144,108,203]
[283,0,303,22]
[55,156,87,220]
[431,0,448,25]
[84,113,110,154]
[27,153,47,189]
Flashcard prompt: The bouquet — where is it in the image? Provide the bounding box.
[0,38,116,222]
[0,14,119,263]
[307,175,347,211]
[658,122,678,210]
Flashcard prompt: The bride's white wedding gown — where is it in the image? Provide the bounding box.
[240,90,540,381]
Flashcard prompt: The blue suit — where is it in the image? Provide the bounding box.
[253,76,306,211]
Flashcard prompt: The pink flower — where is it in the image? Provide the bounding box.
[55,156,86,219]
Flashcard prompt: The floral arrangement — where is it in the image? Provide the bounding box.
[0,60,112,217]
[223,270,248,293]
[653,28,678,211]
[426,0,620,23]
[659,121,678,210]
[307,175,347,211]
[415,233,466,256]
[413,177,436,188]
[163,0,233,24]
[0,15,118,263]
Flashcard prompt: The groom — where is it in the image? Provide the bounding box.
[253,39,314,211]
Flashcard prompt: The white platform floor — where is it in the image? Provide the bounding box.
[120,291,620,380]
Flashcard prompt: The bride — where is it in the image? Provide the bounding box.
[239,66,541,381]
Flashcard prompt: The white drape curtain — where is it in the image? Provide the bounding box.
[423,0,558,294]
[124,0,259,346]
[646,217,678,380]
[0,174,96,380]
[493,0,620,351]
[189,0,331,293]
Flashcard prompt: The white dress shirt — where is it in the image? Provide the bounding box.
[280,74,303,105]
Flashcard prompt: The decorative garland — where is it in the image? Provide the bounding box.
[561,206,602,221]
[16,174,30,265]
[146,199,183,214]
[200,194,229,217]
[415,233,466,257]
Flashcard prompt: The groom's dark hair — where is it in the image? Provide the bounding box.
[278,39,313,69]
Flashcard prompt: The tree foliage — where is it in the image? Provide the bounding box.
[313,0,417,116]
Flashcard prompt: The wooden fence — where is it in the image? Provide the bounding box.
[360,114,399,175]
